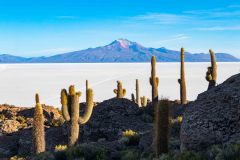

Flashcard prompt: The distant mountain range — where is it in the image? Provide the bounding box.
[0,39,239,63]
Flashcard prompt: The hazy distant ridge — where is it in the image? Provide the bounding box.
[0,39,239,63]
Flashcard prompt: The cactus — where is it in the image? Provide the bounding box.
[32,93,45,154]
[61,85,94,147]
[131,93,136,102]
[149,56,159,102]
[178,48,187,104]
[86,80,88,95]
[206,49,217,90]
[113,81,126,98]
[135,79,140,106]
[154,99,169,157]
[140,96,147,107]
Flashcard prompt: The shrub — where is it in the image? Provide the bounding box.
[50,118,65,127]
[66,143,106,160]
[55,144,67,152]
[10,156,26,160]
[15,116,26,124]
[159,154,174,160]
[54,145,67,160]
[216,143,240,160]
[121,129,140,146]
[174,151,203,160]
[121,149,140,160]
[35,152,55,160]
[0,114,6,121]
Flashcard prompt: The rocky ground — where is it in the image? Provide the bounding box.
[0,73,240,160]
[0,98,184,159]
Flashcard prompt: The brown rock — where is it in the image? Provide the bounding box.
[0,120,20,134]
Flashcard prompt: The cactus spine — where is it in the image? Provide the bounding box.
[140,96,147,107]
[32,93,45,154]
[149,56,159,102]
[135,79,140,106]
[61,85,94,147]
[113,81,126,98]
[206,49,217,90]
[154,99,169,157]
[178,48,187,104]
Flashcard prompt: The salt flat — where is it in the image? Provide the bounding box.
[0,62,239,107]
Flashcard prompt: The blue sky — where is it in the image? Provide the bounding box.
[0,0,240,57]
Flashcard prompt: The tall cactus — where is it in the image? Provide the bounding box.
[135,79,140,106]
[61,85,94,147]
[149,56,159,102]
[32,93,45,154]
[113,81,126,98]
[178,48,187,104]
[206,49,217,90]
[154,99,169,157]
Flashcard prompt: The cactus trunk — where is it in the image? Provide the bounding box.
[154,99,169,157]
[149,56,159,103]
[68,94,80,147]
[178,48,187,104]
[206,49,217,90]
[32,94,45,154]
[136,79,140,106]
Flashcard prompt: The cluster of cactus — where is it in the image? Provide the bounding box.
[154,99,169,157]
[32,94,45,154]
[206,49,217,90]
[178,48,187,104]
[114,81,126,98]
[61,85,94,147]
[29,47,218,157]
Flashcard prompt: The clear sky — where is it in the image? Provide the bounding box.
[0,0,240,57]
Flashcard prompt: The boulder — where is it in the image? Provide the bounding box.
[181,73,240,151]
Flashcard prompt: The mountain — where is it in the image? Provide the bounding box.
[0,39,239,63]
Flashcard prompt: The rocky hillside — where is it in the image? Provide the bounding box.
[0,98,184,159]
[181,73,240,151]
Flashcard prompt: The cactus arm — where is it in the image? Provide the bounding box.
[79,88,94,124]
[69,85,76,96]
[61,89,70,121]
[178,79,181,84]
[149,77,152,85]
[131,93,136,102]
